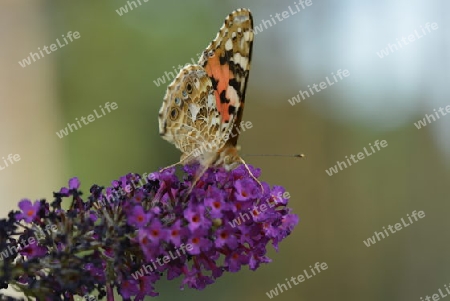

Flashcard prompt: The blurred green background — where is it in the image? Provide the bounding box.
[1,0,449,300]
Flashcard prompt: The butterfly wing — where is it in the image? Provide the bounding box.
[198,8,254,147]
[159,8,253,163]
[159,65,223,159]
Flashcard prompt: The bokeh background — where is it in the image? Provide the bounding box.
[1,0,449,300]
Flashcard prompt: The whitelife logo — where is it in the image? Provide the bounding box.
[192,121,253,158]
[253,0,313,36]
[115,0,150,16]
[363,210,425,247]
[56,102,118,139]
[325,140,388,176]
[131,243,193,280]
[18,31,81,68]
[265,262,328,299]
[376,22,439,58]
[0,224,57,260]
[420,283,450,301]
[152,52,202,87]
[414,105,450,129]
[228,191,290,228]
[0,154,21,172]
[288,69,350,106]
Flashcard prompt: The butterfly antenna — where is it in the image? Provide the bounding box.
[242,153,305,158]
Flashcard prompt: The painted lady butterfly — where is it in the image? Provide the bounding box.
[158,8,258,186]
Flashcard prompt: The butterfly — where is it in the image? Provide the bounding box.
[158,8,260,189]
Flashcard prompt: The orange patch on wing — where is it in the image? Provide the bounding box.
[204,55,236,123]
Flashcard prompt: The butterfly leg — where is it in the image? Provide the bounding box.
[159,161,181,172]
[158,149,209,201]
[159,149,197,172]
[239,157,264,194]
[182,163,210,201]
[180,151,218,201]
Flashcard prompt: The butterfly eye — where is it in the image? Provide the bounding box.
[186,83,193,94]
[170,108,179,120]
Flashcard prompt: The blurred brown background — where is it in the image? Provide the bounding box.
[1,0,449,300]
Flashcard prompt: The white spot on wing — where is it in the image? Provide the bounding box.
[234,13,249,23]
[244,31,252,41]
[226,85,239,107]
[189,103,200,121]
[211,115,221,126]
[194,78,201,89]
[233,52,248,70]
[207,93,220,126]
[207,93,215,108]
[225,39,233,51]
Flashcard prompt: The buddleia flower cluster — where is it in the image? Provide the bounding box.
[0,164,299,300]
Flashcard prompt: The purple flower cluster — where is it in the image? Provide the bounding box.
[0,164,298,301]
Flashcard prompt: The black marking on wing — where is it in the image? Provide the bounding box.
[229,78,241,98]
[210,77,218,90]
[220,90,230,104]
[228,105,236,115]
